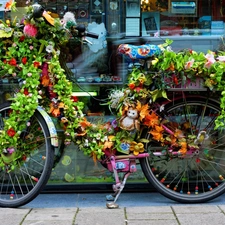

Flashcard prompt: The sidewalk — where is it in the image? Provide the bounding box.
[1,193,225,225]
[2,205,225,225]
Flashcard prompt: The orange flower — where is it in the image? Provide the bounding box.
[103,141,114,150]
[139,104,149,121]
[136,101,149,121]
[178,142,187,155]
[149,125,164,141]
[79,118,92,128]
[143,111,159,127]
[41,74,50,87]
[49,102,64,117]
[174,129,184,139]
[168,63,175,71]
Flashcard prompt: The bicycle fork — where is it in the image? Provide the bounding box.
[106,153,149,209]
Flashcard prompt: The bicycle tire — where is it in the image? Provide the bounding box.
[0,102,54,207]
[140,95,225,203]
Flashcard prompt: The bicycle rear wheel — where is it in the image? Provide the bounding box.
[0,102,54,207]
[140,95,225,203]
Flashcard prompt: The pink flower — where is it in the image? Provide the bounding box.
[23,24,38,37]
[7,147,15,154]
[217,56,225,62]
[185,59,194,70]
[204,53,215,69]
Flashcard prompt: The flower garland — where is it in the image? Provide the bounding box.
[0,4,84,169]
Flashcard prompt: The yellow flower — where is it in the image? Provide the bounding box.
[152,58,159,65]
[129,141,145,155]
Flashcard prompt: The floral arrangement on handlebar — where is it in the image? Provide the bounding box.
[0,2,225,171]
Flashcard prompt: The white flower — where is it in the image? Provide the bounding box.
[46,45,54,53]
[95,133,101,140]
[160,104,165,112]
[84,139,89,147]
[166,46,173,52]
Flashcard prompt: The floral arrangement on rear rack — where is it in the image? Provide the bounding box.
[1,2,225,170]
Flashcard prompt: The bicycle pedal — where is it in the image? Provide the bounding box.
[106,194,115,201]
[106,202,119,209]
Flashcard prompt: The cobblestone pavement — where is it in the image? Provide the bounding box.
[1,192,225,225]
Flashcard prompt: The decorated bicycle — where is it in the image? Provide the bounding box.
[1,1,225,208]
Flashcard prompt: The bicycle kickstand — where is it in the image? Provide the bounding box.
[106,172,130,209]
[106,156,132,209]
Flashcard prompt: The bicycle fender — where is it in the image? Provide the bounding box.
[37,106,58,147]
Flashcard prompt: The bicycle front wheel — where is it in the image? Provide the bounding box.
[140,96,225,203]
[0,102,54,207]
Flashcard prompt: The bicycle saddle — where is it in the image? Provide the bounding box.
[117,44,162,60]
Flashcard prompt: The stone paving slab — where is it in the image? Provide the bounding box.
[22,220,74,225]
[23,208,77,225]
[126,206,177,224]
[172,205,221,213]
[176,212,225,225]
[127,220,178,225]
[126,206,173,214]
[74,207,126,225]
[0,208,30,225]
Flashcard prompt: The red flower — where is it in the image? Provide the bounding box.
[71,96,78,102]
[7,128,16,137]
[8,58,17,66]
[33,61,40,68]
[135,86,142,93]
[22,57,27,65]
[128,83,135,90]
[24,88,29,95]
[172,76,179,85]
[19,36,25,42]
[3,59,7,64]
